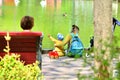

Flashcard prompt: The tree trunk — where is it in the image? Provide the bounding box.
[94,0,112,79]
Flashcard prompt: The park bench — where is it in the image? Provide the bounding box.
[0,31,43,68]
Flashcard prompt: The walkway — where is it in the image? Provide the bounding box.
[42,54,94,80]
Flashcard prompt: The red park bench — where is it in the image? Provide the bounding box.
[0,31,43,69]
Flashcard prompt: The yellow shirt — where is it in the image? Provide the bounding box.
[49,36,64,56]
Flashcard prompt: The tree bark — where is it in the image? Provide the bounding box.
[94,0,112,79]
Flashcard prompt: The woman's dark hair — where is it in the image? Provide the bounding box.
[20,16,34,30]
[71,24,79,32]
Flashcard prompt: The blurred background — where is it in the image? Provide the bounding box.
[0,0,119,49]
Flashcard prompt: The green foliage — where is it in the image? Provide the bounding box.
[0,53,44,80]
[77,35,120,80]
[66,52,82,59]
[116,62,120,79]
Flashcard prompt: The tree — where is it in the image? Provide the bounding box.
[94,0,112,79]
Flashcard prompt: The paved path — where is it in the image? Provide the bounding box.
[42,54,94,80]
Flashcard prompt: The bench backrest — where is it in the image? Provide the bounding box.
[0,31,43,66]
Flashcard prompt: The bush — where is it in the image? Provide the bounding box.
[0,53,44,80]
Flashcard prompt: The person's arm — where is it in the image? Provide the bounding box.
[63,34,72,46]
[113,17,120,27]
[116,20,120,26]
[48,35,57,42]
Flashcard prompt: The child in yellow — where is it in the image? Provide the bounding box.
[48,33,65,57]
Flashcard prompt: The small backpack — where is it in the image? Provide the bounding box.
[68,33,84,57]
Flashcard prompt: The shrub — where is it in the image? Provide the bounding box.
[0,53,44,80]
